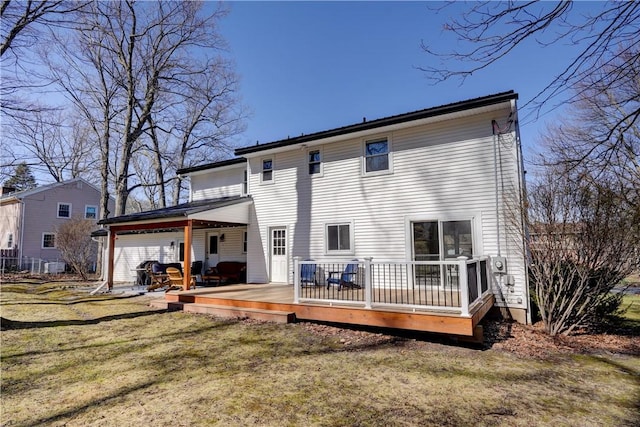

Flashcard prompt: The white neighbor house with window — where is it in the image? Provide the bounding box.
[100,92,530,324]
[0,178,113,270]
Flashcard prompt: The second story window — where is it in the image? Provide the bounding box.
[308,149,321,175]
[364,138,390,174]
[57,203,71,218]
[85,205,97,219]
[242,169,248,194]
[7,233,13,249]
[262,158,273,182]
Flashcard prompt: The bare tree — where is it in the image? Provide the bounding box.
[54,215,98,280]
[54,1,240,215]
[9,110,98,182]
[1,0,89,116]
[540,45,640,211]
[421,1,640,134]
[166,59,245,204]
[526,167,638,336]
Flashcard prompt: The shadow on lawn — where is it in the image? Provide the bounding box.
[23,380,159,427]
[0,309,167,331]
[0,293,148,306]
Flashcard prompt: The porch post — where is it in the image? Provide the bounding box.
[293,256,300,304]
[183,220,193,291]
[364,257,373,309]
[107,229,116,291]
[458,256,469,316]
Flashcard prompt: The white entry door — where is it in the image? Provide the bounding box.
[270,227,287,283]
[205,232,220,271]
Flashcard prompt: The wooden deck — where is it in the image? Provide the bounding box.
[162,283,495,337]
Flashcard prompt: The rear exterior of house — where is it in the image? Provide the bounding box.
[0,178,111,270]
[103,91,530,324]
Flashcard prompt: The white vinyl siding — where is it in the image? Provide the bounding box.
[190,166,245,201]
[246,106,526,308]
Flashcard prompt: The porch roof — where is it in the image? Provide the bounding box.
[98,195,252,228]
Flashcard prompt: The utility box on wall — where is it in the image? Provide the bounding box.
[492,256,507,274]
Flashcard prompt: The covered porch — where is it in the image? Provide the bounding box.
[99,196,252,290]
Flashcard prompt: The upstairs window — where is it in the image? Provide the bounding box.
[42,233,56,248]
[7,233,13,249]
[364,137,390,174]
[308,149,321,175]
[262,158,273,182]
[85,205,97,219]
[242,169,248,194]
[57,203,71,218]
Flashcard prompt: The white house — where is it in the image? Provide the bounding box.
[100,91,530,325]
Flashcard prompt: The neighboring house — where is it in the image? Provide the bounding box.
[0,178,113,270]
[100,91,530,324]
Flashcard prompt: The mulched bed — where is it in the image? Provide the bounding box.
[294,319,639,358]
[485,320,639,358]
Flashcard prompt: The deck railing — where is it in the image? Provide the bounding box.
[293,256,492,317]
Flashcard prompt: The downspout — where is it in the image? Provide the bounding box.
[492,120,502,257]
[511,99,533,325]
[18,198,25,266]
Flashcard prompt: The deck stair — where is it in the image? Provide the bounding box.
[149,299,296,323]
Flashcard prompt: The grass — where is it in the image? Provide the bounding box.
[621,294,640,321]
[1,282,639,427]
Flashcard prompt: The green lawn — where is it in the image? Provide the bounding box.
[1,282,638,426]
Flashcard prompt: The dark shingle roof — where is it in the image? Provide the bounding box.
[98,195,251,225]
[234,91,517,156]
[176,157,246,176]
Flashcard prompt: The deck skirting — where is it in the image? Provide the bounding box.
[163,285,495,337]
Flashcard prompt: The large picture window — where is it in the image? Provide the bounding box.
[364,138,389,173]
[326,223,352,253]
[412,219,474,260]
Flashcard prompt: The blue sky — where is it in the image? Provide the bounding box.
[218,1,597,167]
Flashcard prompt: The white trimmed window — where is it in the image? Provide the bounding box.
[242,231,248,253]
[57,203,71,218]
[42,233,56,249]
[261,158,273,183]
[308,148,322,176]
[85,205,97,219]
[326,222,353,254]
[363,137,392,175]
[7,233,13,249]
[242,169,248,195]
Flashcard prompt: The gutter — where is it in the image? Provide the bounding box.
[18,198,25,264]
